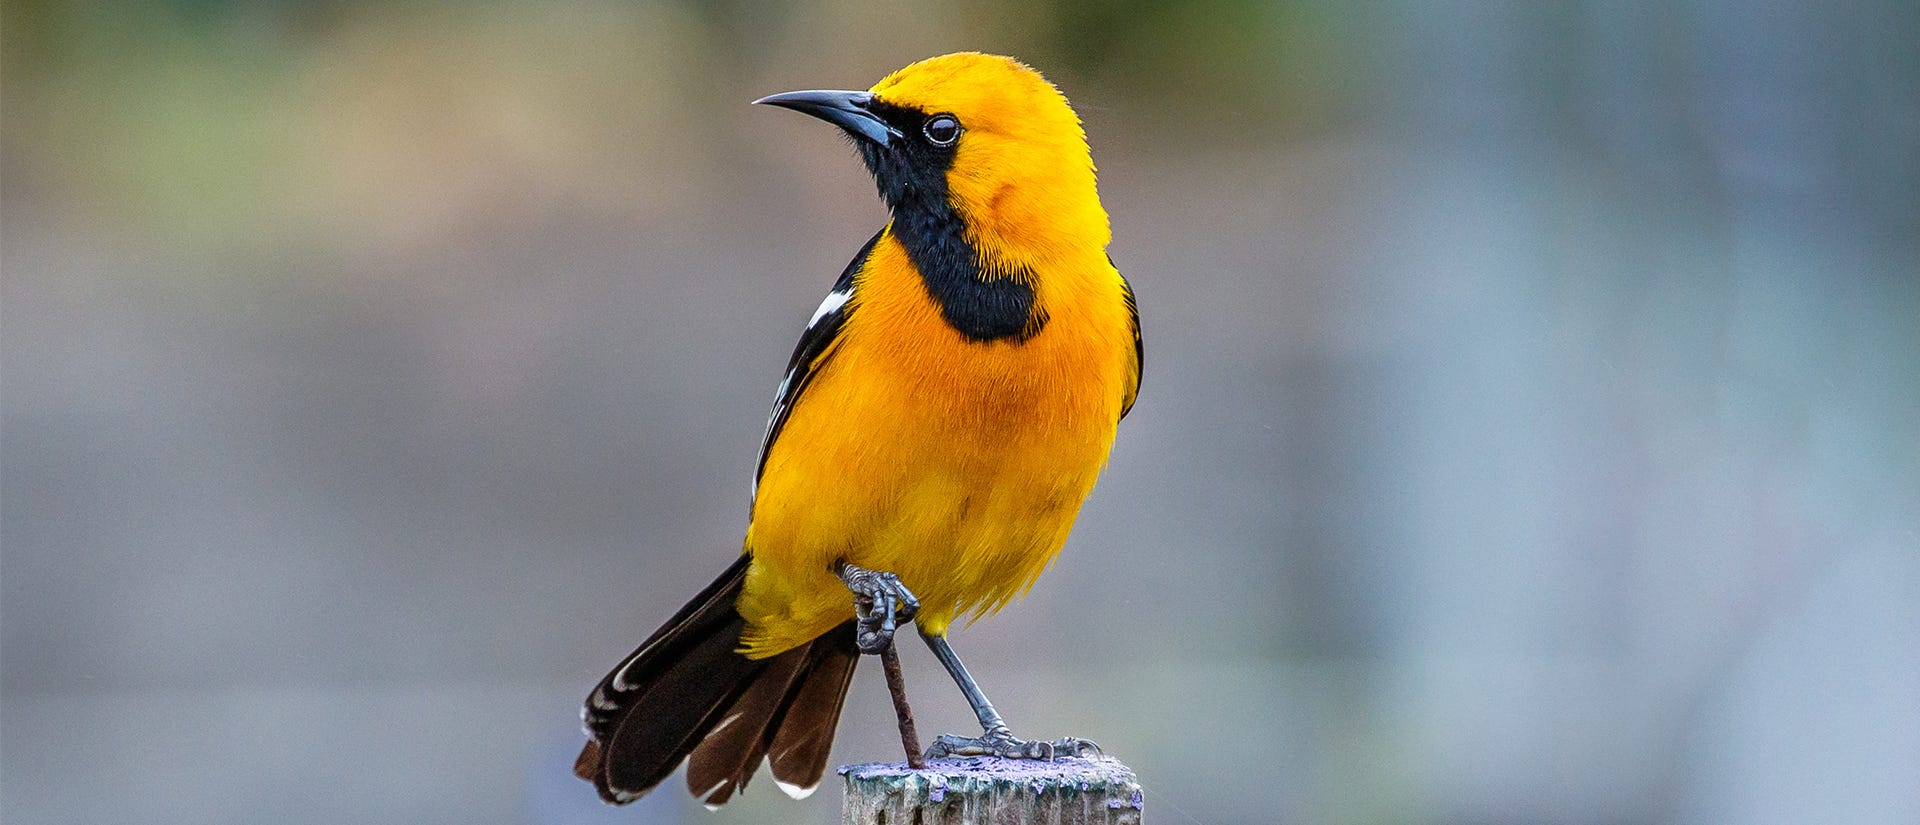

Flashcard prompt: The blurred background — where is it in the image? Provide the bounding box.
[4,2,1917,823]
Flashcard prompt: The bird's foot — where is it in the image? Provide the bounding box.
[833,561,919,654]
[923,726,1101,761]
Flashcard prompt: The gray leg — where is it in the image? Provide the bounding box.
[833,561,919,654]
[919,633,1100,760]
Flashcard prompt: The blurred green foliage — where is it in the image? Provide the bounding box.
[985,0,1371,132]
[2,0,1378,257]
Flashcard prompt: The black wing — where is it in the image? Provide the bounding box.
[752,230,882,503]
[1116,262,1143,420]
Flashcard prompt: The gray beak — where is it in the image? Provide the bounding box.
[753,89,901,146]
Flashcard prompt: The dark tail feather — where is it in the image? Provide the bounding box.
[766,621,860,795]
[683,645,805,805]
[686,619,860,804]
[575,556,860,806]
[577,555,762,803]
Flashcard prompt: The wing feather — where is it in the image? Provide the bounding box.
[752,230,883,503]
[1116,262,1143,420]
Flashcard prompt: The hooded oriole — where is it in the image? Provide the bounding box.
[575,52,1142,807]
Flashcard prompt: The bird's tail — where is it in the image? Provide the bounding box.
[575,554,860,806]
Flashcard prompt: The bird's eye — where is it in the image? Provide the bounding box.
[922,114,961,146]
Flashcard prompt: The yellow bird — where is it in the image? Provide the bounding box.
[575,52,1142,806]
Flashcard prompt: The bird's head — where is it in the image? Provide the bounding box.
[756,53,1108,267]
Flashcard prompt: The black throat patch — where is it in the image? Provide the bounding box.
[857,101,1047,343]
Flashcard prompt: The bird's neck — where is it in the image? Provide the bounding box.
[886,191,1049,344]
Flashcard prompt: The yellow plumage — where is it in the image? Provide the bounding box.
[740,233,1133,652]
[737,53,1136,655]
[577,52,1140,806]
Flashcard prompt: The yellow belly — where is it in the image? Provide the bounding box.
[736,236,1132,657]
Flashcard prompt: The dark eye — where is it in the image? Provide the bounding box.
[922,114,961,146]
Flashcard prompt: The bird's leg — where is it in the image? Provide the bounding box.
[833,561,927,766]
[832,560,920,654]
[919,632,1101,760]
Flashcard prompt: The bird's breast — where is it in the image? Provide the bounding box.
[843,235,1127,440]
[738,234,1132,651]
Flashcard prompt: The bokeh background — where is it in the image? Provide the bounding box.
[4,2,1917,823]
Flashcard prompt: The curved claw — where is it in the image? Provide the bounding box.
[923,730,1101,761]
[837,563,920,654]
[1050,737,1104,758]
[854,591,896,654]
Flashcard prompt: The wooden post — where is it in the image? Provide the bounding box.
[840,755,1143,824]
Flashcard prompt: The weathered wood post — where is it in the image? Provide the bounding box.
[840,755,1143,824]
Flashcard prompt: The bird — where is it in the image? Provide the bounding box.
[574,51,1142,808]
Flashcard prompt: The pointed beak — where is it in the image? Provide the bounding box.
[753,89,901,146]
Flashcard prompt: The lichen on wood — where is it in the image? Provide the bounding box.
[840,755,1143,824]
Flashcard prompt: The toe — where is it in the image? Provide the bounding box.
[1054,737,1100,757]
